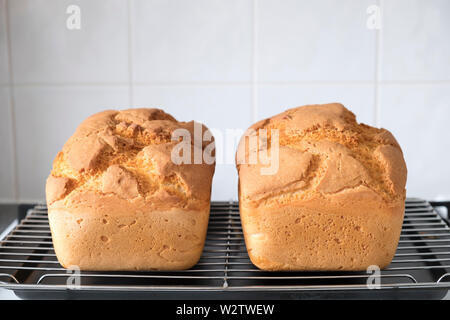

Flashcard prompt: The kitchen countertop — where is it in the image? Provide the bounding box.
[0,204,18,236]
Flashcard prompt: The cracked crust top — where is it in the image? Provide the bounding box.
[236,103,407,208]
[46,108,215,212]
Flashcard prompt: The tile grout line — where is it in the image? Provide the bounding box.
[373,29,379,127]
[127,0,134,107]
[251,0,258,123]
[4,0,19,202]
[8,80,450,87]
[374,0,382,127]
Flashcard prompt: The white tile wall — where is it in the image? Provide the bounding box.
[257,0,376,82]
[0,86,15,201]
[379,84,450,199]
[1,0,449,202]
[132,0,253,83]
[8,0,129,84]
[133,85,253,130]
[257,84,375,125]
[0,0,9,85]
[13,86,129,201]
[381,0,450,81]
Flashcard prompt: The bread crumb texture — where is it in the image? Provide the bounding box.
[236,103,407,271]
[46,108,215,270]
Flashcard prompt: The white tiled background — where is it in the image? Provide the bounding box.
[0,0,449,202]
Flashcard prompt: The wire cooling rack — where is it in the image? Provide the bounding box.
[0,199,450,299]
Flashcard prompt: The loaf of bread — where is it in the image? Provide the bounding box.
[46,108,215,271]
[236,103,407,271]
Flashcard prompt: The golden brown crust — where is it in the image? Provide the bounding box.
[101,165,140,199]
[46,175,74,204]
[238,146,313,201]
[236,103,407,207]
[46,108,215,270]
[240,191,404,271]
[236,103,407,271]
[49,207,209,271]
[47,108,215,210]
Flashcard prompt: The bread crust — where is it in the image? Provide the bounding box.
[236,103,407,271]
[49,205,209,271]
[46,108,215,270]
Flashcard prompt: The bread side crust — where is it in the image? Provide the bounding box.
[49,206,209,271]
[239,187,404,271]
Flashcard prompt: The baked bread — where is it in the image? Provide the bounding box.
[46,108,215,271]
[236,103,407,271]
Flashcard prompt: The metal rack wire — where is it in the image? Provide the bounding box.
[0,199,450,299]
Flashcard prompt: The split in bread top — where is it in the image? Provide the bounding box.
[236,103,407,208]
[46,108,215,211]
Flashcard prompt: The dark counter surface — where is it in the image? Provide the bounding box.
[0,204,35,236]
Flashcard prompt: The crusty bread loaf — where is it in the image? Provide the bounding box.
[236,103,407,271]
[46,108,215,271]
